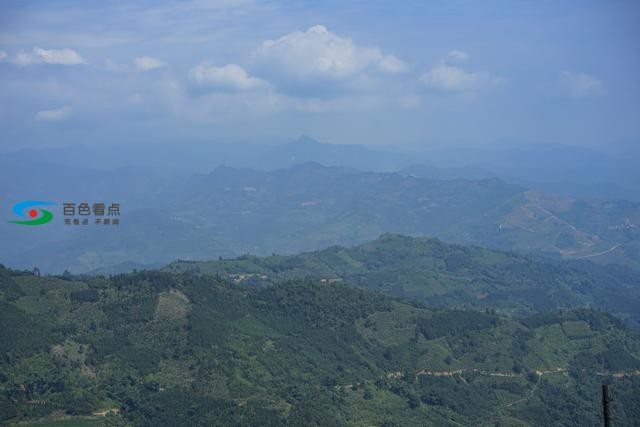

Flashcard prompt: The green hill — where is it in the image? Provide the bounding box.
[1,265,639,426]
[165,234,640,329]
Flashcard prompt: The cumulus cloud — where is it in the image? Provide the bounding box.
[133,56,165,72]
[189,63,268,91]
[253,25,407,81]
[14,48,86,66]
[378,55,407,74]
[0,50,6,61]
[560,71,604,97]
[420,62,501,92]
[35,106,73,121]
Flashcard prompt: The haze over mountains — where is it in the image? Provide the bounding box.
[4,136,640,200]
[2,1,639,425]
[4,137,639,427]
[2,137,640,274]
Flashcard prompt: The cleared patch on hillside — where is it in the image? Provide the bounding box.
[154,289,189,321]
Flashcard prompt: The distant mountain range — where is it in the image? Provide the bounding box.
[4,135,639,200]
[2,160,639,273]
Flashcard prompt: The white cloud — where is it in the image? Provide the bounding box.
[133,56,164,72]
[420,63,501,92]
[14,51,35,66]
[253,25,407,81]
[189,63,268,91]
[378,55,407,74]
[35,48,86,65]
[560,71,604,97]
[14,48,86,66]
[0,50,6,61]
[35,106,73,121]
[446,49,469,64]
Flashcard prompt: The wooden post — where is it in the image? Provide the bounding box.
[602,384,611,427]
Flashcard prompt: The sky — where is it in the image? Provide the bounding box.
[0,0,639,151]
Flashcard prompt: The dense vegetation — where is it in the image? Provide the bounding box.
[1,265,639,426]
[165,234,640,329]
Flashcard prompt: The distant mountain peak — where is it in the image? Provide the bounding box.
[289,135,324,147]
[288,160,326,170]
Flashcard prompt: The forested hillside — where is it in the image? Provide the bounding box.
[1,266,639,426]
[165,234,640,329]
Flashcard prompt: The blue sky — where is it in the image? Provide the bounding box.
[0,0,638,150]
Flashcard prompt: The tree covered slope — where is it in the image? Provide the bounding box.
[1,266,640,426]
[165,234,640,329]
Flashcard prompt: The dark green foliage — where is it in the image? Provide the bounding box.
[516,379,596,426]
[128,388,285,427]
[1,268,639,426]
[188,307,231,347]
[0,266,25,301]
[417,310,499,339]
[599,347,640,371]
[286,395,347,427]
[419,376,495,418]
[166,234,640,329]
[444,251,472,272]
[70,288,99,303]
[0,302,58,356]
